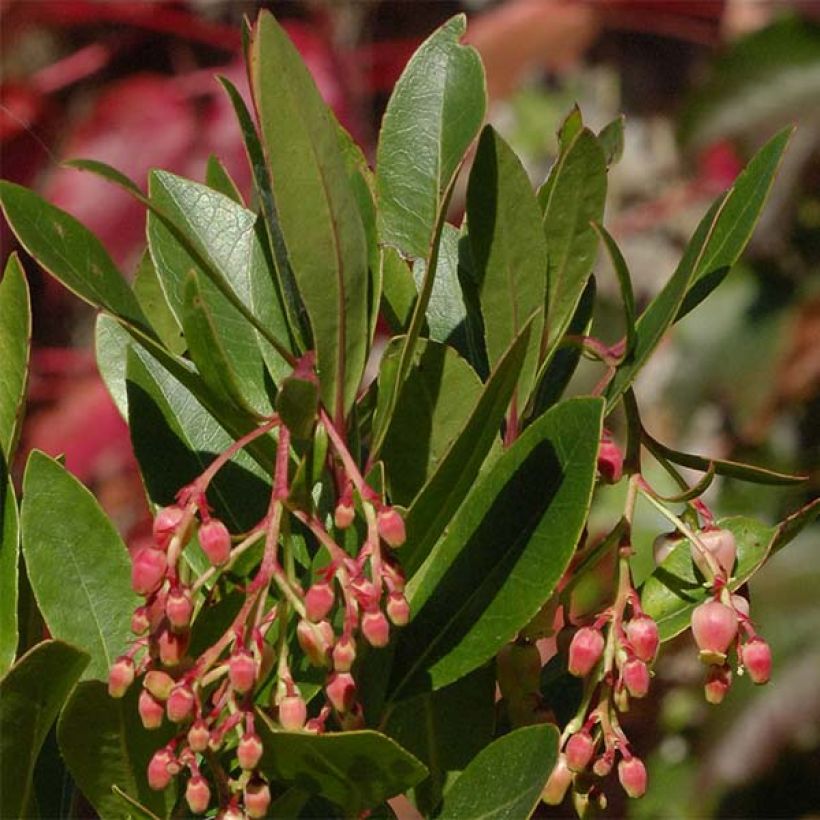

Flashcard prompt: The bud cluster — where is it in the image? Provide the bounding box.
[106,376,413,816]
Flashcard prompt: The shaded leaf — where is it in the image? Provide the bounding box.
[21,452,138,680]
[0,472,19,677]
[132,251,185,357]
[205,154,244,204]
[0,640,89,819]
[593,223,636,355]
[381,247,417,333]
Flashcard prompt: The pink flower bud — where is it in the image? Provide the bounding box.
[157,627,189,667]
[153,505,184,550]
[618,756,647,799]
[199,519,231,566]
[131,548,167,596]
[692,528,737,578]
[622,658,650,698]
[279,695,307,731]
[377,507,406,548]
[568,627,604,677]
[565,731,595,773]
[217,804,244,820]
[741,637,771,685]
[334,501,355,530]
[386,591,410,626]
[185,775,211,814]
[108,656,134,698]
[244,779,272,819]
[144,670,175,701]
[138,689,165,729]
[362,609,390,648]
[624,615,659,663]
[731,593,750,618]
[597,438,623,484]
[187,719,211,752]
[339,701,366,731]
[593,752,614,777]
[326,672,356,713]
[691,600,738,662]
[237,732,263,770]
[333,636,357,672]
[704,663,732,704]
[542,754,572,805]
[167,683,195,722]
[147,748,174,790]
[297,619,333,666]
[229,650,257,694]
[166,587,194,630]
[131,606,151,635]
[305,582,335,622]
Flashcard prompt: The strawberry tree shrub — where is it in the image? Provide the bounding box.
[0,11,817,820]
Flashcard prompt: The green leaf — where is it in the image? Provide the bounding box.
[0,181,150,334]
[20,451,139,680]
[126,347,272,531]
[598,115,625,167]
[0,640,89,819]
[400,323,531,578]
[593,223,636,355]
[770,497,820,556]
[384,665,495,815]
[557,104,583,149]
[467,127,547,405]
[0,253,30,462]
[58,681,176,819]
[538,128,607,353]
[250,10,368,422]
[205,153,244,204]
[276,374,320,442]
[255,717,427,815]
[392,397,603,698]
[95,314,132,419]
[377,337,482,507]
[641,516,776,640]
[676,127,792,320]
[0,472,19,677]
[381,247,417,333]
[376,14,486,260]
[132,251,186,356]
[435,724,558,820]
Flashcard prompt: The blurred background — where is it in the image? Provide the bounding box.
[1,1,818,817]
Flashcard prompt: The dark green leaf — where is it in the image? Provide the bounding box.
[377,337,482,506]
[467,127,547,405]
[250,11,368,422]
[0,181,150,333]
[384,665,495,815]
[376,14,485,260]
[400,323,531,578]
[641,516,776,640]
[276,374,320,441]
[21,452,138,680]
[205,154,244,204]
[0,472,19,677]
[538,128,607,354]
[0,253,30,461]
[392,397,603,698]
[58,681,176,819]
[255,716,427,815]
[436,724,558,820]
[132,251,186,356]
[593,223,636,355]
[0,640,89,819]
[598,115,625,166]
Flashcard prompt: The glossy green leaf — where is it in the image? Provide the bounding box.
[0,181,149,334]
[381,247,417,333]
[0,640,89,819]
[598,115,625,167]
[20,452,138,681]
[538,128,607,353]
[467,127,547,405]
[0,473,19,677]
[255,716,427,815]
[641,516,776,640]
[0,254,30,461]
[676,127,792,320]
[376,14,485,261]
[400,323,531,578]
[132,251,186,356]
[251,10,368,422]
[205,153,244,204]
[436,724,558,820]
[384,665,495,815]
[377,337,483,507]
[126,347,271,531]
[58,681,176,819]
[392,397,603,698]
